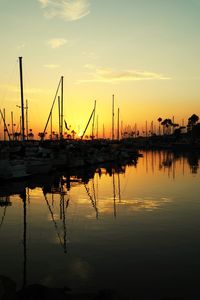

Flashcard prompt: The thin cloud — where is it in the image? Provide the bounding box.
[83,64,95,70]
[17,44,25,50]
[0,84,45,94]
[81,67,171,83]
[38,0,49,7]
[47,38,67,49]
[44,64,60,69]
[38,0,90,21]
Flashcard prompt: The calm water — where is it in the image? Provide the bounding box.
[0,151,200,299]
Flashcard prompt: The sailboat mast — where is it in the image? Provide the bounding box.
[60,76,64,138]
[145,120,148,138]
[50,111,52,140]
[11,111,14,141]
[112,171,116,218]
[26,99,28,140]
[112,94,115,140]
[19,57,25,142]
[0,109,11,141]
[3,108,6,141]
[117,107,120,140]
[92,100,96,139]
[20,189,27,288]
[58,96,61,138]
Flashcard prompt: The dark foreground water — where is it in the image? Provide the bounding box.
[0,151,200,299]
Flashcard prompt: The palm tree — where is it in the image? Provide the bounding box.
[187,114,199,132]
[188,114,199,125]
[161,118,174,135]
[14,132,21,141]
[172,123,179,134]
[27,129,34,140]
[71,130,76,139]
[38,132,47,140]
[157,117,162,135]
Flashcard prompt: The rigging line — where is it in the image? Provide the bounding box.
[44,194,63,248]
[84,184,99,219]
[0,206,7,229]
[51,193,54,207]
[42,77,62,139]
[92,178,97,205]
[81,108,95,140]
[92,178,98,219]
[65,197,70,209]
[92,100,96,139]
[117,173,122,202]
[95,174,99,208]
[0,109,11,140]
[112,172,117,219]
[59,193,63,220]
[121,167,132,195]
[59,178,67,253]
[62,193,68,254]
[65,185,70,208]
[22,191,27,288]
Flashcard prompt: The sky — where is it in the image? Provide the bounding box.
[0,0,200,138]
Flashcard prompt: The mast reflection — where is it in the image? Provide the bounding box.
[143,150,200,177]
[0,151,199,291]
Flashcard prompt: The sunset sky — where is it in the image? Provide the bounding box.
[0,0,200,138]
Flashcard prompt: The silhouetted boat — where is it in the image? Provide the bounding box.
[0,159,30,181]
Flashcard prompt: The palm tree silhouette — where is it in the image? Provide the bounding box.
[188,114,199,131]
[157,117,162,135]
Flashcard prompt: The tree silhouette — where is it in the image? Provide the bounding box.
[157,117,162,135]
[38,132,47,139]
[161,118,174,135]
[71,130,76,139]
[187,114,199,132]
[188,114,199,126]
[28,129,34,140]
[14,132,21,140]
[192,123,200,139]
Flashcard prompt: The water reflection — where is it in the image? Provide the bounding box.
[144,150,200,176]
[44,185,68,254]
[0,151,200,299]
[20,190,27,288]
[0,160,137,289]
